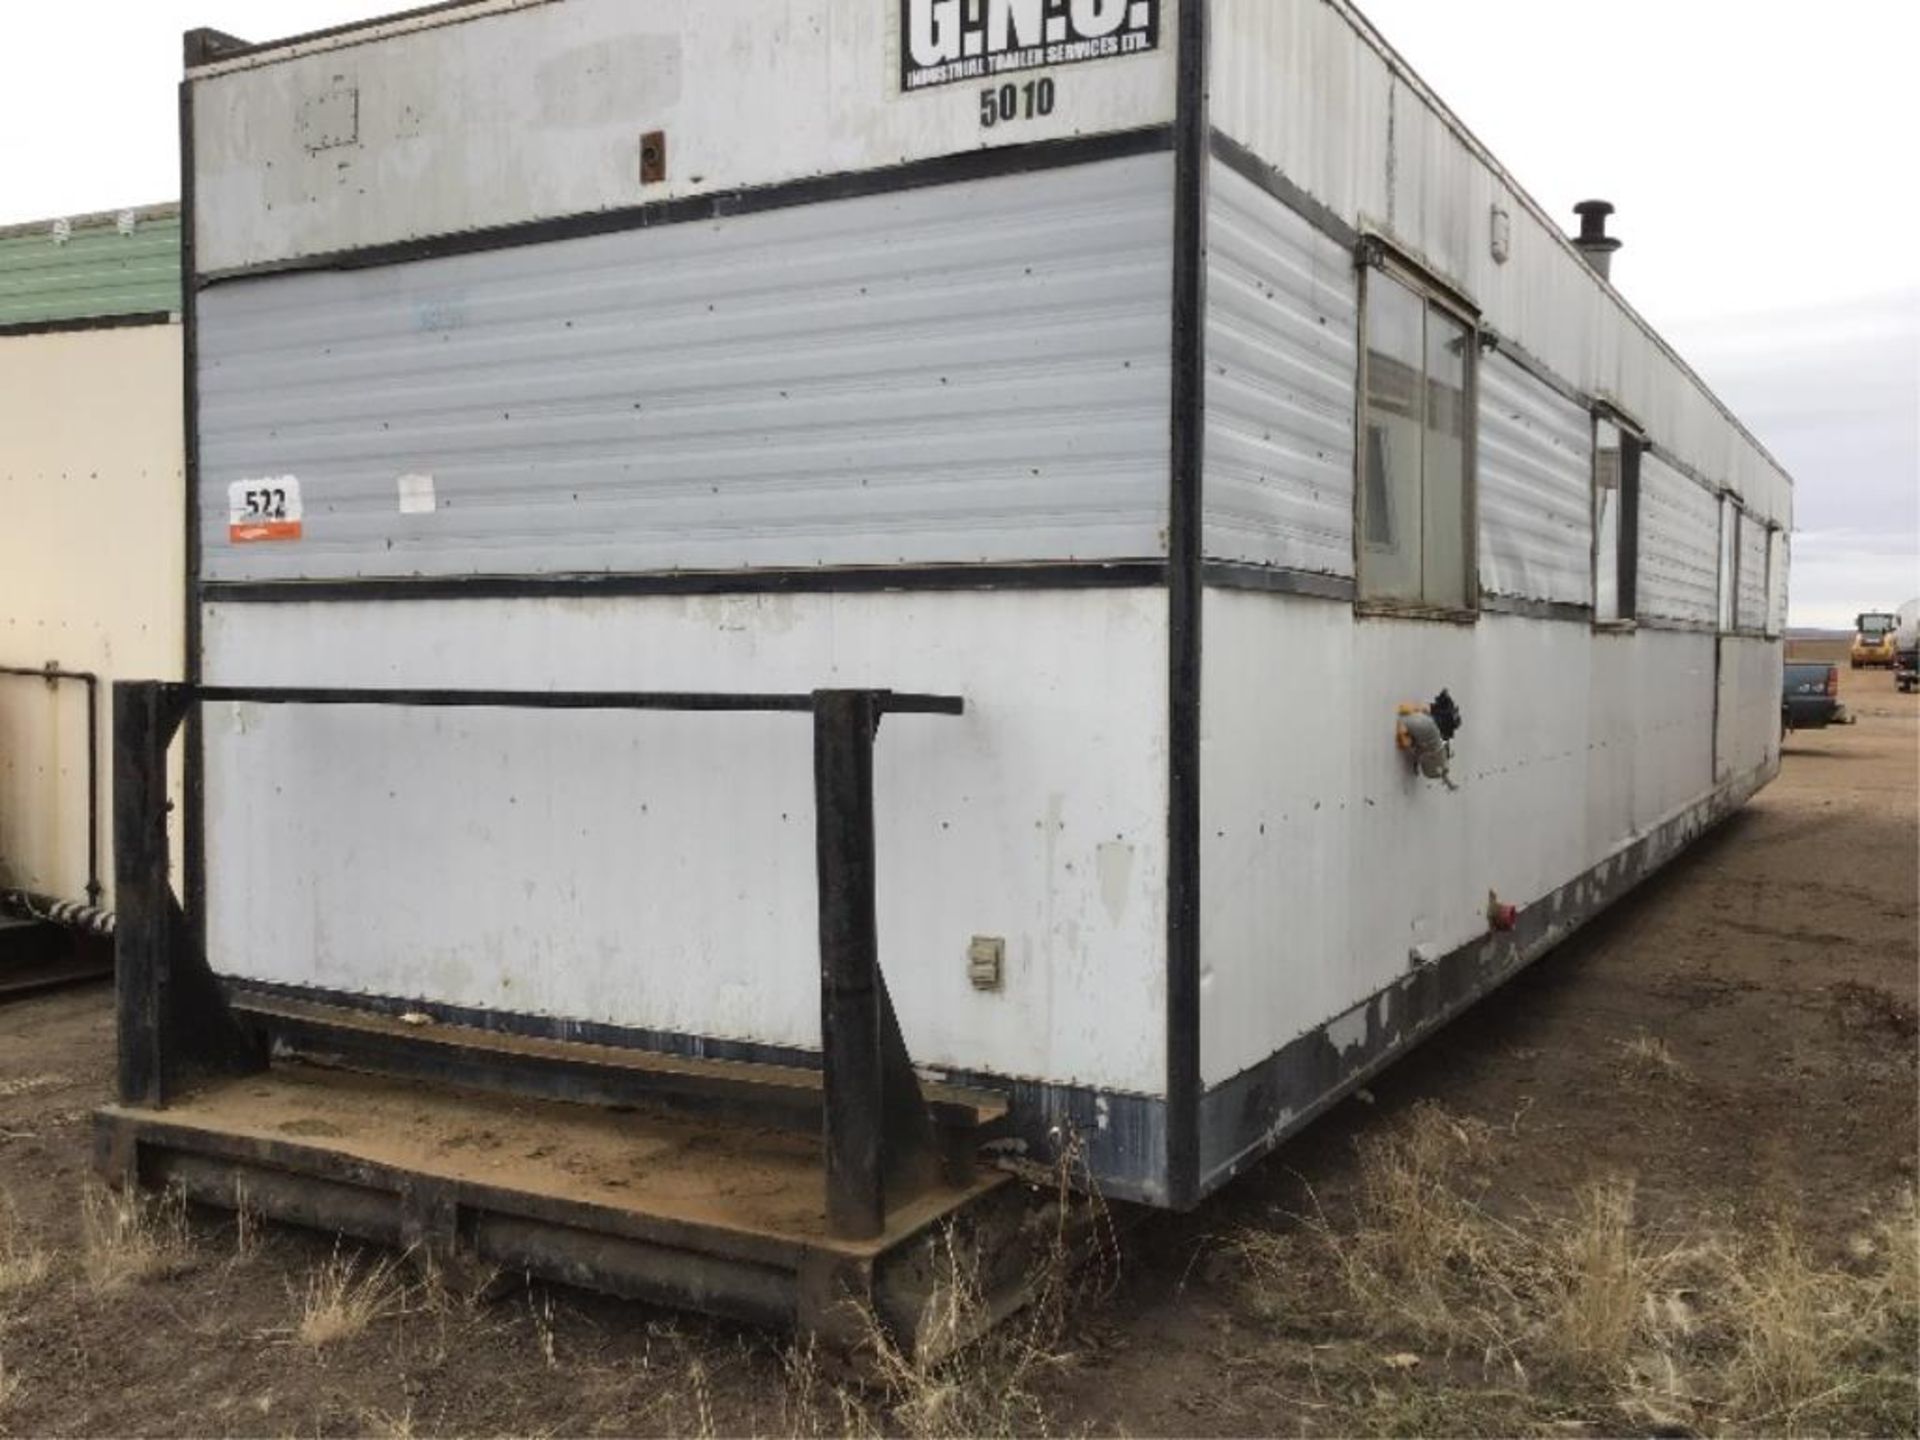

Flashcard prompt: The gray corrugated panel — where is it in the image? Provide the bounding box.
[197,155,1173,581]
[1736,512,1768,630]
[0,206,180,326]
[1202,159,1358,575]
[1638,453,1719,624]
[1477,351,1592,605]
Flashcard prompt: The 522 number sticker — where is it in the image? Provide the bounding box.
[979,77,1055,128]
[227,475,304,543]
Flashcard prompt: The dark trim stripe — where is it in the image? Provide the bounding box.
[1479,591,1593,623]
[1636,615,1721,636]
[1203,562,1357,602]
[1162,0,1209,1214]
[1207,129,1359,252]
[1197,758,1777,1199]
[196,127,1177,287]
[184,0,507,69]
[197,561,1169,605]
[219,976,1171,1207]
[181,78,210,981]
[0,311,176,339]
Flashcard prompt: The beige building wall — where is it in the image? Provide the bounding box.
[0,321,183,907]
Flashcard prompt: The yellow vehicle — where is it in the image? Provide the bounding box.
[1851,611,1898,668]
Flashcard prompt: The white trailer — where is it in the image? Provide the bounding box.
[0,204,182,990]
[101,0,1791,1334]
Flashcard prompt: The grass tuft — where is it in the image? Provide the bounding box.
[294,1247,409,1348]
[1225,1104,1918,1437]
[80,1184,193,1292]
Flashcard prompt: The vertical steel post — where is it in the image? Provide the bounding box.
[114,681,183,1106]
[84,673,102,906]
[812,689,885,1240]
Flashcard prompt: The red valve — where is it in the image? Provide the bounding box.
[1487,892,1519,931]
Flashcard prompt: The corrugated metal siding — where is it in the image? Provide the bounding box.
[1737,511,1768,630]
[198,155,1173,581]
[1208,0,1793,530]
[0,208,180,326]
[1637,455,1719,624]
[1202,159,1358,574]
[1477,352,1592,604]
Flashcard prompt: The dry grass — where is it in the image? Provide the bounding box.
[1619,1031,1689,1080]
[1226,1104,1919,1437]
[294,1248,409,1348]
[80,1184,193,1292]
[1714,1194,1920,1435]
[779,1129,1116,1440]
[0,1198,49,1299]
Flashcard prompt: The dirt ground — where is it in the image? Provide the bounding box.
[0,653,1913,1438]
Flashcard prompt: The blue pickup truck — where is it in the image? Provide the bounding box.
[1782,661,1849,733]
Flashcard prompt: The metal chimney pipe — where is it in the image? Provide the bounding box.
[1572,199,1622,281]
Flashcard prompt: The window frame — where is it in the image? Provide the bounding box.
[1589,404,1644,631]
[1352,242,1482,623]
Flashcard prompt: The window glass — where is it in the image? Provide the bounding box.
[1717,498,1738,632]
[1422,309,1471,610]
[1358,268,1473,611]
[1594,419,1622,621]
[1360,272,1425,603]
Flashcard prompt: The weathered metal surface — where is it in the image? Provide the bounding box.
[199,589,1172,1100]
[195,153,1173,581]
[0,323,184,908]
[1199,755,1776,1194]
[94,1065,1037,1352]
[1198,600,1719,1089]
[1638,453,1721,624]
[0,206,179,327]
[1201,156,1358,577]
[1207,0,1791,530]
[1477,350,1593,605]
[186,0,1180,275]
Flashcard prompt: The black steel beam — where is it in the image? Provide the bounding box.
[113,682,186,1105]
[191,685,963,716]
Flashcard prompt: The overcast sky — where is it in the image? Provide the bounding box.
[2,0,1913,626]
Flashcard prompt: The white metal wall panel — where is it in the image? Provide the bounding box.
[0,325,184,906]
[1477,352,1593,604]
[1199,596,1715,1089]
[200,589,1170,1097]
[1202,158,1358,574]
[1207,0,1793,529]
[1637,455,1720,625]
[1736,512,1768,631]
[197,156,1174,581]
[190,0,1181,275]
[1715,636,1782,785]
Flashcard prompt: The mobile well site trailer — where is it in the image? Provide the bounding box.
[100,0,1791,1338]
[0,204,182,992]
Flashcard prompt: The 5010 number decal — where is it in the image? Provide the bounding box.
[979,77,1055,127]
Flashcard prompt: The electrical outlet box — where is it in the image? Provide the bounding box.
[967,935,1004,991]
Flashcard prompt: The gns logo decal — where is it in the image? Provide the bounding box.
[901,0,1161,92]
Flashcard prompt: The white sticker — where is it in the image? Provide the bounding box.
[227,476,303,543]
[397,472,436,514]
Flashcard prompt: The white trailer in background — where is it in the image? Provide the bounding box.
[0,204,182,991]
[100,0,1791,1336]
